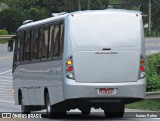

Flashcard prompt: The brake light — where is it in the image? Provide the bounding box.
[139,56,146,79]
[66,56,75,80]
[140,66,145,71]
[68,66,73,72]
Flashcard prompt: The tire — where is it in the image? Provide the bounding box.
[45,93,66,118]
[21,94,31,114]
[45,93,54,118]
[104,104,124,118]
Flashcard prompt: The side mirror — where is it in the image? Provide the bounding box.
[8,39,14,52]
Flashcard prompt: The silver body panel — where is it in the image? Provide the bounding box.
[13,60,63,105]
[64,78,146,99]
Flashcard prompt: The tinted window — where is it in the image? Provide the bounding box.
[32,28,39,60]
[53,25,60,59]
[24,30,31,61]
[59,23,64,57]
[42,26,49,58]
[49,25,54,59]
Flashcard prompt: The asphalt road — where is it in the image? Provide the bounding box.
[0,38,160,121]
[145,38,160,55]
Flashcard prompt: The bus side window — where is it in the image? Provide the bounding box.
[59,23,64,58]
[17,31,23,62]
[49,25,54,59]
[38,28,44,59]
[13,37,18,63]
[24,30,31,62]
[53,25,60,59]
[32,28,39,60]
[42,26,49,59]
[13,31,23,69]
[17,38,21,62]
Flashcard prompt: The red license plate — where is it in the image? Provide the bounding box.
[98,88,115,94]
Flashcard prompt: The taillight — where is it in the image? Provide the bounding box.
[139,56,146,79]
[67,66,73,72]
[66,56,75,80]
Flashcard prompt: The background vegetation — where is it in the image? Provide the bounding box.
[0,29,8,44]
[0,0,160,36]
[0,29,8,35]
[147,54,160,92]
[126,99,160,111]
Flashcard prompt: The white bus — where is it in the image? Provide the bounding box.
[8,9,146,118]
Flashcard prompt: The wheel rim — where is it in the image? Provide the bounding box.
[47,100,51,113]
[46,94,51,115]
[21,95,24,112]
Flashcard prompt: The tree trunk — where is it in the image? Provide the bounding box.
[77,0,81,10]
[148,0,152,35]
[87,0,91,10]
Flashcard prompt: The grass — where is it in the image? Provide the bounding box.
[126,99,160,111]
[0,39,8,44]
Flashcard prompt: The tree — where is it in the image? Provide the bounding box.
[26,7,49,21]
[0,8,25,33]
[0,2,9,11]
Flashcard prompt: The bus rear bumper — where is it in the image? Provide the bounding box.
[64,78,146,104]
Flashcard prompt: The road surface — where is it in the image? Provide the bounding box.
[0,38,160,120]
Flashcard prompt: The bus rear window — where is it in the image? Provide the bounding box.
[70,14,140,48]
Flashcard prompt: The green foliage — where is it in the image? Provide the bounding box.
[0,8,25,33]
[145,29,160,37]
[127,99,160,111]
[25,7,49,21]
[0,0,160,34]
[109,0,129,4]
[0,39,8,44]
[147,54,160,91]
[0,29,8,35]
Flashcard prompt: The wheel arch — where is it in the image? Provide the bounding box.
[18,89,22,105]
[44,87,49,105]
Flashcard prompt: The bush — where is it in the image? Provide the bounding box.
[146,54,160,91]
[0,39,8,44]
[144,29,160,37]
[0,29,8,35]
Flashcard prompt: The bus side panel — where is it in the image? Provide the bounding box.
[13,60,64,106]
[34,87,45,105]
[14,88,19,105]
[21,88,29,105]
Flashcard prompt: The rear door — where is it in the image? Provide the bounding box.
[70,12,141,83]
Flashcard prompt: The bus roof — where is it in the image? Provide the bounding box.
[72,9,142,16]
[17,9,141,31]
[17,13,68,31]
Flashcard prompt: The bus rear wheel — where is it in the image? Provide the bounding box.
[104,104,124,118]
[45,93,66,118]
[20,94,31,114]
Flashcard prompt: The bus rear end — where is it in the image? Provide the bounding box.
[63,10,146,117]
